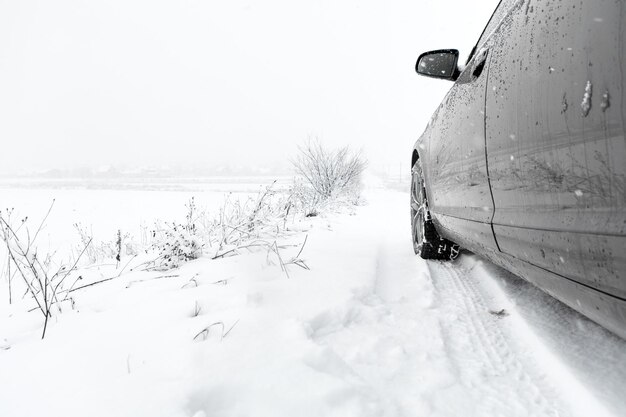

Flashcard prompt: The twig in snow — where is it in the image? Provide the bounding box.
[264,236,310,278]
[193,322,225,341]
[191,301,202,317]
[223,319,240,339]
[211,278,234,286]
[125,274,179,288]
[181,278,199,289]
[30,199,55,250]
[116,254,137,277]
[68,276,115,293]
[285,235,310,271]
[212,240,271,260]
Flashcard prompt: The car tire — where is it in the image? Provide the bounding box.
[411,159,460,260]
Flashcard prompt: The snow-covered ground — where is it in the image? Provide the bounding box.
[0,177,293,261]
[1,181,625,417]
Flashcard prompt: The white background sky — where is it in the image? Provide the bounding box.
[0,0,498,175]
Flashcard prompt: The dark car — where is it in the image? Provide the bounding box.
[411,0,626,338]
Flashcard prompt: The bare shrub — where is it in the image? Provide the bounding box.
[0,202,89,338]
[292,140,367,201]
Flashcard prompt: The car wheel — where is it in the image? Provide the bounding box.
[411,159,460,260]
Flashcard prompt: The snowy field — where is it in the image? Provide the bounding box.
[1,178,626,417]
[0,176,293,263]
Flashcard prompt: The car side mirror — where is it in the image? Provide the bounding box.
[415,49,460,81]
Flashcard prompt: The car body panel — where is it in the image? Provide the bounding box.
[413,0,626,338]
[485,0,626,297]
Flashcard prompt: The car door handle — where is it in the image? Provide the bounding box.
[471,48,489,79]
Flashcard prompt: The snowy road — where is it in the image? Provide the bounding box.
[1,187,625,417]
[297,189,626,417]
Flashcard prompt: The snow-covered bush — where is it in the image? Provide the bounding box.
[292,140,367,202]
[208,183,295,258]
[150,222,203,270]
[149,197,204,270]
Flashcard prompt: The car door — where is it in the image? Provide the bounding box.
[424,49,498,254]
[424,0,516,255]
[485,0,626,298]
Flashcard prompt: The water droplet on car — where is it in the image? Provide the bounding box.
[601,90,610,112]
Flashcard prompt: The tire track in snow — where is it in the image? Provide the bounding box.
[458,255,622,417]
[428,260,566,417]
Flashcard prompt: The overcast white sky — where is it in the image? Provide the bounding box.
[0,0,498,175]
